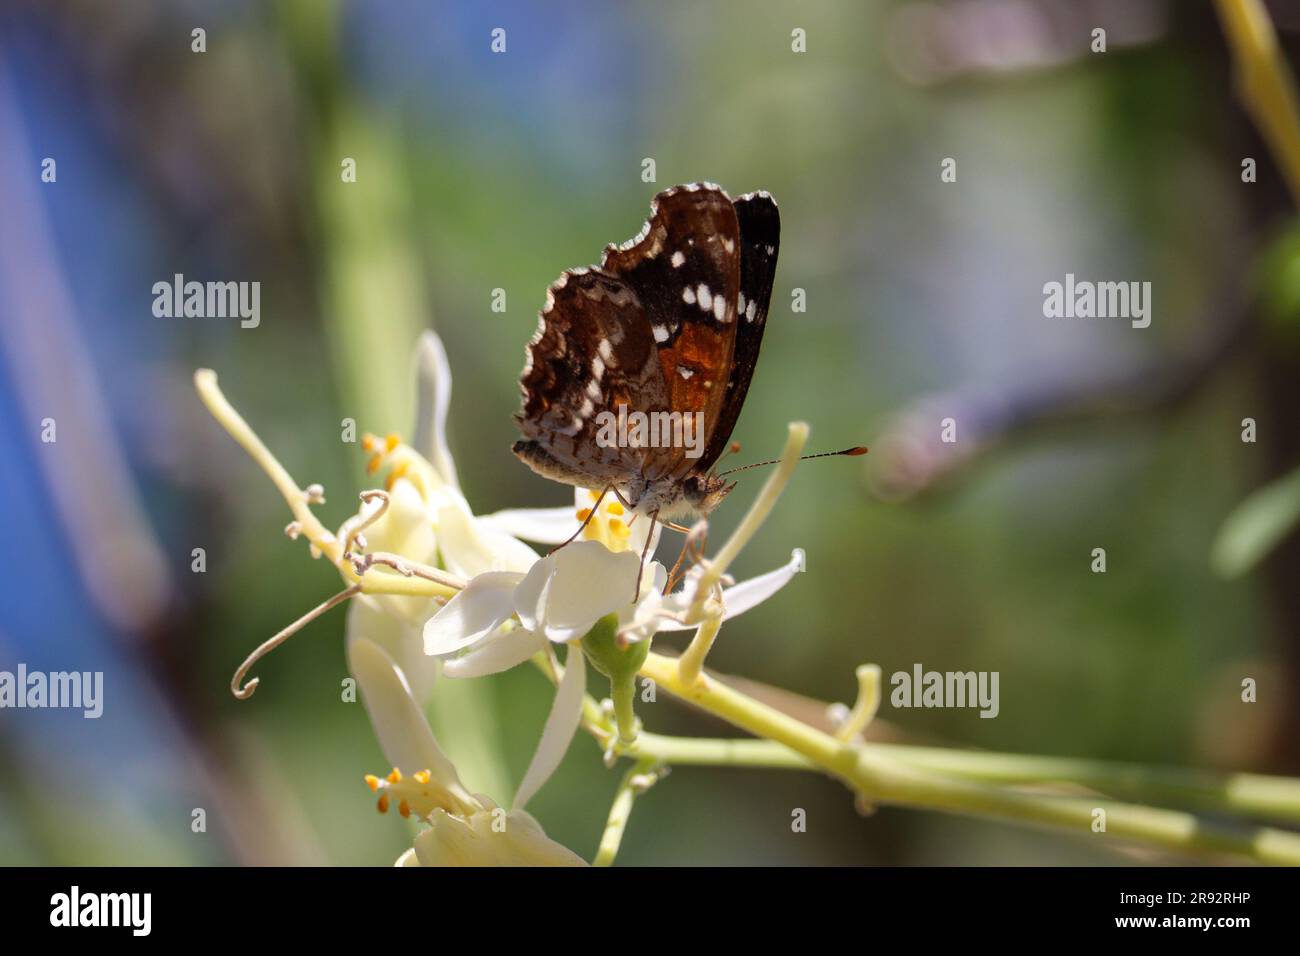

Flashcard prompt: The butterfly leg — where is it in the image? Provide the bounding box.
[663,522,708,594]
[548,485,612,555]
[633,507,659,600]
[663,545,690,596]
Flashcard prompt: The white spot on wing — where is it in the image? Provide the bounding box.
[678,366,695,380]
[682,286,696,305]
[746,299,757,322]
[697,284,712,314]
[653,324,670,343]
[713,294,727,322]
[671,250,685,268]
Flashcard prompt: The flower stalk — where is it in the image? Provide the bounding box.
[593,757,660,867]
[581,614,649,743]
[634,653,1300,864]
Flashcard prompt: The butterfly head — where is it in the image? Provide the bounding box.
[682,473,736,515]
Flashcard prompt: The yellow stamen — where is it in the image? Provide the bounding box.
[385,433,401,453]
[606,502,625,516]
[363,766,472,820]
[385,460,410,490]
[366,453,383,475]
[576,508,592,522]
[609,518,630,539]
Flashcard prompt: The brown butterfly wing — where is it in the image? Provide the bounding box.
[693,190,780,472]
[600,183,742,483]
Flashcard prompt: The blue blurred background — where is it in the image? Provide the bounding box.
[1,0,1298,865]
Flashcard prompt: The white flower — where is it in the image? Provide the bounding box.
[398,804,588,867]
[342,332,539,707]
[422,533,807,808]
[200,326,808,865]
[352,637,585,867]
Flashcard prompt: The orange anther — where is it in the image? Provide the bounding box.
[377,794,390,814]
[385,461,410,490]
[576,508,592,522]
[387,768,403,784]
[385,433,401,453]
[364,774,382,792]
[367,454,383,475]
[398,800,411,818]
[413,770,431,784]
[606,502,625,516]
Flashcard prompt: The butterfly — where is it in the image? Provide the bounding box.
[513,182,781,528]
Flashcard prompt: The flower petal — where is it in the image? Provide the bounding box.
[656,549,805,632]
[538,542,642,643]
[363,478,437,563]
[512,643,585,810]
[719,548,806,622]
[443,624,548,678]
[488,808,588,866]
[435,495,539,577]
[627,508,662,562]
[412,331,458,490]
[423,571,522,656]
[513,554,557,631]
[346,597,437,705]
[478,505,583,545]
[411,806,587,867]
[346,637,463,790]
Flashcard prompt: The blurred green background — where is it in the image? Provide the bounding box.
[1,0,1298,865]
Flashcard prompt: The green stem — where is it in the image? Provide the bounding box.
[620,734,1300,825]
[593,758,656,867]
[610,676,638,744]
[541,646,1300,863]
[635,652,1300,864]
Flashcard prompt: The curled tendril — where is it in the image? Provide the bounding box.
[230,584,363,700]
[336,489,391,556]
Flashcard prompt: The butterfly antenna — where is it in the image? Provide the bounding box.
[717,445,867,478]
[708,440,744,477]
